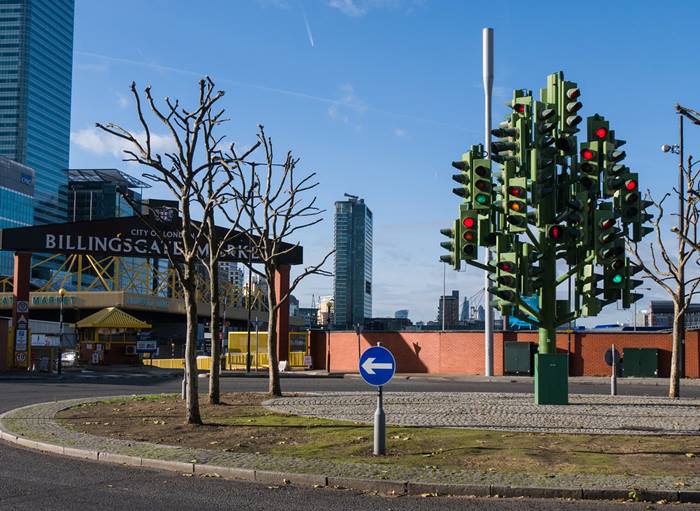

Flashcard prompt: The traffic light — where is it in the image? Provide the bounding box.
[439,219,460,270]
[459,206,479,261]
[471,159,492,210]
[632,198,654,242]
[617,172,639,224]
[451,157,470,200]
[622,259,643,308]
[558,80,583,135]
[578,141,600,194]
[579,261,603,316]
[503,171,528,233]
[490,244,519,314]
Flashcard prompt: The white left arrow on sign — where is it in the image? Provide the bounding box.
[361,357,393,375]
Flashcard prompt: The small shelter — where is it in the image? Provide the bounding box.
[76,307,151,365]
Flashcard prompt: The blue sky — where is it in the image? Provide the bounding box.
[69,0,700,324]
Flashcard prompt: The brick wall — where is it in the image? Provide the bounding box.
[309,329,700,378]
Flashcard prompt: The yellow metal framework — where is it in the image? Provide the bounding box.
[0,254,267,311]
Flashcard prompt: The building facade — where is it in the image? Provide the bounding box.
[333,195,372,329]
[0,155,33,276]
[0,0,74,225]
[437,290,460,329]
[66,168,148,221]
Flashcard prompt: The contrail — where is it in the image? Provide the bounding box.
[74,50,469,131]
[302,9,314,47]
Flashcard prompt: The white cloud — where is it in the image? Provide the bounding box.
[70,127,176,158]
[393,127,407,137]
[328,0,365,16]
[327,83,367,126]
[116,92,129,108]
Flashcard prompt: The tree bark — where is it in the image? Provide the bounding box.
[266,278,282,397]
[208,251,221,405]
[669,299,682,399]
[183,280,202,424]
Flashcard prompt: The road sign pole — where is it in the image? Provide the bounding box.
[611,343,617,396]
[373,384,385,455]
[483,27,494,377]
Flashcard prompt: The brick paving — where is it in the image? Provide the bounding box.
[265,392,700,435]
[1,395,700,493]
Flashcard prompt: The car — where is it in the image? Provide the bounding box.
[60,350,78,367]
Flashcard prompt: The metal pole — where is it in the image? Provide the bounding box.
[246,165,255,373]
[255,317,259,372]
[373,341,386,455]
[611,343,617,396]
[442,263,446,331]
[679,115,686,379]
[482,27,494,376]
[58,297,64,375]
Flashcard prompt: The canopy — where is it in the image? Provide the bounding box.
[76,307,151,330]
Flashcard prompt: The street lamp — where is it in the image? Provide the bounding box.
[58,288,65,375]
[661,103,700,378]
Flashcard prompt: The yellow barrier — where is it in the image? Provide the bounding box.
[228,331,310,368]
[144,358,185,369]
[226,352,269,369]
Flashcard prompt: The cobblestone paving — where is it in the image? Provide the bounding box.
[265,392,700,435]
[1,396,700,492]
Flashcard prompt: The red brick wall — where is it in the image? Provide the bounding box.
[309,329,699,378]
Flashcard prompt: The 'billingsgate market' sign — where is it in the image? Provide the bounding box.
[0,216,303,265]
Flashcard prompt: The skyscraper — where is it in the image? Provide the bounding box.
[0,156,33,276]
[333,194,372,329]
[0,0,74,226]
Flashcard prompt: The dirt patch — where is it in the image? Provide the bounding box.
[57,393,700,478]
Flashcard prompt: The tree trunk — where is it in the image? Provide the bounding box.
[266,283,282,397]
[669,300,682,399]
[183,281,202,424]
[208,256,221,405]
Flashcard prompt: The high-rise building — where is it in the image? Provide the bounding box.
[0,0,74,226]
[394,309,409,319]
[437,290,460,329]
[66,168,148,221]
[0,156,33,276]
[333,194,372,329]
[460,298,470,322]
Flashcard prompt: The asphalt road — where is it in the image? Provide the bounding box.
[1,376,699,510]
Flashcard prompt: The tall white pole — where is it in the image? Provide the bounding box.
[482,28,494,377]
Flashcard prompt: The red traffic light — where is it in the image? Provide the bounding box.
[548,225,562,239]
[595,127,608,139]
[600,218,615,230]
[474,165,490,177]
[581,148,595,161]
[566,87,581,99]
[463,216,476,229]
[625,179,637,191]
[513,104,525,114]
[463,231,475,241]
[496,261,514,273]
[508,186,525,197]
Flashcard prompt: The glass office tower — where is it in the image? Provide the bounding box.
[0,155,33,276]
[0,0,74,225]
[333,195,372,329]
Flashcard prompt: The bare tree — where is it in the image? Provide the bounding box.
[629,155,700,398]
[225,125,333,396]
[97,78,228,423]
[193,112,260,404]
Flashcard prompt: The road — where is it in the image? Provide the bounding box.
[1,376,698,510]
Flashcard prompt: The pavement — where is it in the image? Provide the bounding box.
[2,378,700,510]
[266,391,700,434]
[2,392,700,505]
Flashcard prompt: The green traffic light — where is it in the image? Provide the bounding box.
[612,274,623,284]
[475,194,488,204]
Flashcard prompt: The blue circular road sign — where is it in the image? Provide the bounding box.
[359,345,396,387]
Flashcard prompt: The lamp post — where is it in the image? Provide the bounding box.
[662,103,700,378]
[58,288,65,375]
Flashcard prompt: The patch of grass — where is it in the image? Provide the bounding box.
[55,393,700,478]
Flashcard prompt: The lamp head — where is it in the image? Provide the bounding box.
[58,288,66,297]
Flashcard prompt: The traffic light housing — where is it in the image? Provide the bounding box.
[459,206,479,261]
[503,172,528,233]
[439,219,460,270]
[617,172,639,224]
[558,80,583,136]
[471,159,492,210]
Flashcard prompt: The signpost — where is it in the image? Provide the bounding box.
[605,344,621,396]
[359,344,395,456]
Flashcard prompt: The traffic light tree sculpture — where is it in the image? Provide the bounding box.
[440,72,653,404]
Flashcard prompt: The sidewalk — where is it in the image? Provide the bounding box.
[1,395,699,503]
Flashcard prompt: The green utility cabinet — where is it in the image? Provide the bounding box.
[623,348,659,377]
[504,342,537,375]
[534,353,569,405]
